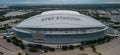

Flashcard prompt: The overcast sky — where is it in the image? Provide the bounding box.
[1,0,120,5]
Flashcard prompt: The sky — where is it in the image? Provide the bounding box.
[0,0,120,5]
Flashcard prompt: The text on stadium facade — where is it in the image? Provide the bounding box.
[41,16,80,21]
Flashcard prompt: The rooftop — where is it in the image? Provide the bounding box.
[16,10,106,28]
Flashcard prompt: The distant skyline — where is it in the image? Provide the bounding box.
[0,0,120,5]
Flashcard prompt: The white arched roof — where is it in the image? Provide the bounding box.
[41,10,80,16]
[16,10,106,28]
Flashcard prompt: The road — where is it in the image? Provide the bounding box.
[0,38,22,55]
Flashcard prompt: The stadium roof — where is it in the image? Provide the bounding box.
[41,10,80,16]
[16,10,106,28]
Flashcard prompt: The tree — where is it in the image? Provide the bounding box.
[20,44,25,49]
[44,49,48,53]
[6,39,11,43]
[0,52,4,55]
[18,52,22,55]
[90,44,97,53]
[79,45,84,50]
[69,45,74,50]
[62,46,68,51]
[98,53,102,55]
[3,36,7,39]
[49,47,55,51]
[90,44,96,50]
[29,47,38,52]
[25,53,28,55]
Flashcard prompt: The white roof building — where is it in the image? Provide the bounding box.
[16,10,105,28]
[13,10,108,46]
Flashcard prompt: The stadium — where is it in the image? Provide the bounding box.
[13,10,108,48]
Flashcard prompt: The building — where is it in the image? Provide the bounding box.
[13,10,108,48]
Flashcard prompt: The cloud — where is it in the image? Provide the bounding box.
[4,0,99,4]
[0,0,120,5]
[102,2,120,4]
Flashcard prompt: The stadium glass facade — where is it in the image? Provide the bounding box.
[14,26,107,44]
